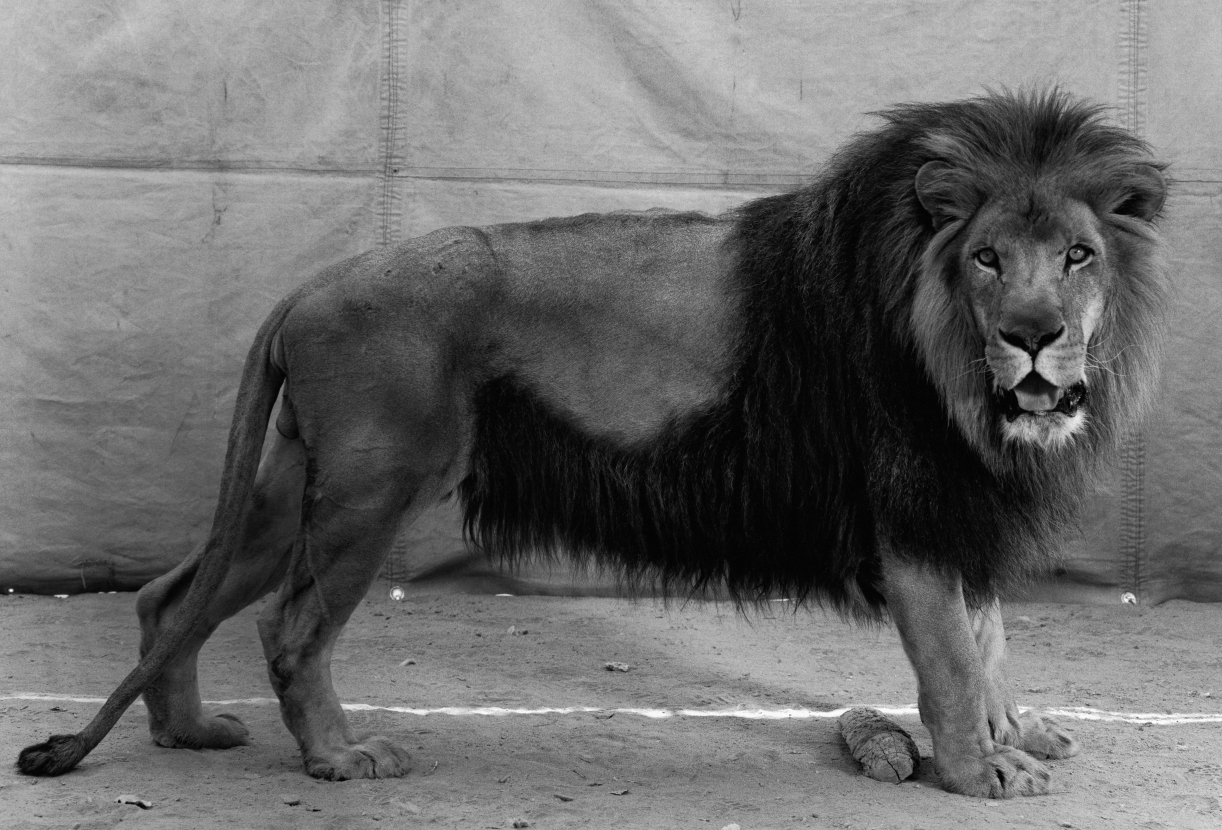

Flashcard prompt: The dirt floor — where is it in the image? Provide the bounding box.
[2,589,1221,830]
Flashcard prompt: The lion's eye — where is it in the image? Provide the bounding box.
[1066,245,1093,266]
[974,248,999,269]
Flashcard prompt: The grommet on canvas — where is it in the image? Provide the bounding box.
[1120,592,1137,605]
[389,586,405,601]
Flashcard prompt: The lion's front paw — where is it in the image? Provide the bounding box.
[152,712,249,750]
[938,745,1051,798]
[304,736,412,781]
[1014,710,1079,760]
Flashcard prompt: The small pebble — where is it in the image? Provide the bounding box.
[604,662,630,672]
[280,794,302,806]
[512,820,530,829]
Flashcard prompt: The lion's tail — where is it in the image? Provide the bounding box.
[16,298,294,777]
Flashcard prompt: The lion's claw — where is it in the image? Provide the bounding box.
[304,736,412,780]
[939,745,1052,798]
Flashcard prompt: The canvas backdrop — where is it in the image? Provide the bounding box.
[1,0,1219,604]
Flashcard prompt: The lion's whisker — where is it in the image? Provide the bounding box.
[1086,357,1130,378]
[949,358,989,381]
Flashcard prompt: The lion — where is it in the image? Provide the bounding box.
[18,90,1167,798]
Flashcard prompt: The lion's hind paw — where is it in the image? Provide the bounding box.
[1015,710,1080,760]
[151,711,249,750]
[939,745,1052,798]
[304,736,412,781]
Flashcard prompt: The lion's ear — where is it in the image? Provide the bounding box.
[1110,163,1167,221]
[914,160,973,231]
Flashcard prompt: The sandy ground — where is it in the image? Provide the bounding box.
[2,589,1221,830]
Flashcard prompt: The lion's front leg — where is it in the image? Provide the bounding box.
[972,600,1079,761]
[880,552,1051,798]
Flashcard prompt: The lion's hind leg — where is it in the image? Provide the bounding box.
[970,601,1079,761]
[136,429,307,750]
[256,427,455,781]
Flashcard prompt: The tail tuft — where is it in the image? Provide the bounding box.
[17,734,86,776]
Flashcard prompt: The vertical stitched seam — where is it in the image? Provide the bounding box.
[1117,0,1148,600]
[379,0,404,249]
[379,0,406,584]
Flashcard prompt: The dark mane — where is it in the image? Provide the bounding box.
[458,90,1167,614]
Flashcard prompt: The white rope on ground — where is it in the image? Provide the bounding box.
[5,693,1220,726]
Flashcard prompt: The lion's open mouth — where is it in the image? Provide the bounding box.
[999,375,1088,422]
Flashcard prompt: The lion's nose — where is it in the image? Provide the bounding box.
[999,320,1066,357]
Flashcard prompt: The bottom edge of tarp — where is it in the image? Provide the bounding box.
[4,560,1216,606]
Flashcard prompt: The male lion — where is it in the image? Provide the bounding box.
[19,91,1167,798]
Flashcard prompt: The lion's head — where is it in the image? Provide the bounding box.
[905,91,1168,463]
